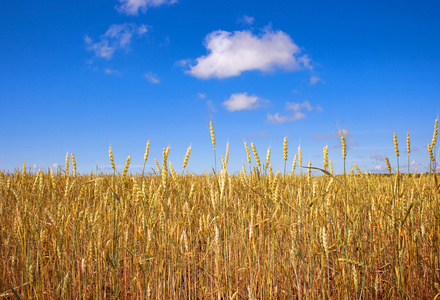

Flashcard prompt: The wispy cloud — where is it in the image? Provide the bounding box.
[267,111,306,123]
[85,23,148,60]
[222,92,267,112]
[267,101,320,124]
[143,72,160,84]
[310,75,322,85]
[198,93,206,99]
[371,153,384,161]
[238,15,255,25]
[104,68,121,75]
[115,0,177,15]
[185,27,312,79]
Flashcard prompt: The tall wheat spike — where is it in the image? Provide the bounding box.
[71,153,77,176]
[183,145,192,171]
[385,156,392,174]
[407,132,410,173]
[65,152,70,176]
[291,153,297,175]
[283,136,288,175]
[340,131,347,174]
[394,132,400,173]
[109,147,116,173]
[323,145,329,171]
[265,146,271,171]
[251,143,261,169]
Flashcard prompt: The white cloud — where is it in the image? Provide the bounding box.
[310,75,322,85]
[267,111,306,123]
[198,93,206,99]
[51,163,60,169]
[222,92,266,112]
[268,101,320,123]
[286,101,313,112]
[238,15,255,25]
[143,72,160,84]
[85,23,148,60]
[374,165,387,171]
[410,160,421,166]
[185,27,311,79]
[116,0,177,15]
[104,68,120,75]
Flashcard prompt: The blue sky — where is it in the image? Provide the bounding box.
[1,0,439,174]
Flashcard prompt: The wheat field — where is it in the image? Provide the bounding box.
[0,120,439,299]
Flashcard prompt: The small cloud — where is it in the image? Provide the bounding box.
[85,23,148,60]
[137,24,148,35]
[175,59,191,67]
[31,163,38,169]
[286,101,313,112]
[410,160,421,166]
[222,92,267,112]
[185,27,312,79]
[238,15,255,25]
[371,153,384,161]
[268,101,320,124]
[115,0,177,15]
[310,76,322,85]
[143,72,160,84]
[374,165,387,171]
[104,68,120,75]
[267,111,305,123]
[198,93,206,99]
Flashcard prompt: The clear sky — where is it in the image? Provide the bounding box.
[1,0,439,175]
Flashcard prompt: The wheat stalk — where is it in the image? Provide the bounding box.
[251,143,261,169]
[183,145,192,172]
[109,147,116,173]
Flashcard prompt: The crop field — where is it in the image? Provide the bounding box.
[0,120,439,299]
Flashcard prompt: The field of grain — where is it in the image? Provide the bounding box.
[0,120,439,299]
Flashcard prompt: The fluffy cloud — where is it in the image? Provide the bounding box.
[185,28,311,79]
[222,93,266,112]
[267,101,320,123]
[115,0,177,15]
[143,72,160,84]
[85,23,148,59]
